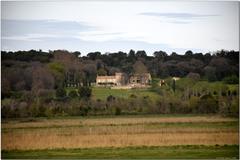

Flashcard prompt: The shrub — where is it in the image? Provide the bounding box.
[232,90,237,96]
[220,85,229,96]
[115,107,121,115]
[229,97,239,117]
[197,94,218,113]
[223,75,239,84]
[45,106,53,117]
[187,72,200,81]
[56,86,66,98]
[79,106,90,116]
[204,66,217,82]
[78,86,92,99]
[107,95,116,102]
[129,94,137,98]
[218,97,230,116]
[68,90,78,98]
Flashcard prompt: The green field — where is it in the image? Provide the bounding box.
[67,80,239,101]
[2,145,239,159]
[92,87,159,100]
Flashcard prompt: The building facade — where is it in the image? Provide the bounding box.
[96,72,151,87]
[96,73,126,86]
[129,73,152,85]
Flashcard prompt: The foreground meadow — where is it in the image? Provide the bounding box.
[2,115,239,159]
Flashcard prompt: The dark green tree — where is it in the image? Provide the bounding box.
[223,75,239,84]
[56,86,66,98]
[172,79,176,92]
[73,51,81,58]
[78,86,92,99]
[68,90,78,98]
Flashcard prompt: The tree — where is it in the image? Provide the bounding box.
[56,86,66,98]
[176,61,191,76]
[73,51,81,58]
[2,77,11,98]
[128,49,135,58]
[172,79,176,92]
[83,63,97,86]
[133,61,148,74]
[87,52,101,60]
[204,66,217,82]
[31,63,54,95]
[136,50,147,58]
[171,52,178,56]
[115,107,121,115]
[153,50,167,59]
[209,57,231,80]
[187,72,200,81]
[189,58,204,73]
[108,67,121,75]
[68,90,78,98]
[97,68,107,76]
[78,86,92,99]
[107,95,116,102]
[197,94,218,113]
[48,62,65,88]
[223,75,239,84]
[185,50,193,56]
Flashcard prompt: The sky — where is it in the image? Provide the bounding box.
[1,1,239,56]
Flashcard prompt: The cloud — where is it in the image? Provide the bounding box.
[140,12,219,19]
[2,19,95,40]
[2,34,61,42]
[1,1,238,54]
[162,20,191,24]
[139,12,219,24]
[2,36,175,55]
[75,31,144,42]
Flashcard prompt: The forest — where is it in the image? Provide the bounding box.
[1,49,239,118]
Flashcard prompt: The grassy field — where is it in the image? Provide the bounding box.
[2,145,239,159]
[68,81,239,101]
[92,87,159,100]
[2,115,239,159]
[66,86,160,100]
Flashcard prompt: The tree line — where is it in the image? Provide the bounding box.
[1,49,239,118]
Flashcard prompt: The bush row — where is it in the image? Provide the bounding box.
[2,93,238,118]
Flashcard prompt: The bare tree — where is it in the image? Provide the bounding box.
[133,61,148,74]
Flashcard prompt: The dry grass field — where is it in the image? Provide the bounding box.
[2,115,239,151]
[2,115,237,129]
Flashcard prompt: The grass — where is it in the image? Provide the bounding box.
[2,121,238,131]
[2,115,239,151]
[66,80,238,101]
[2,145,239,159]
[2,115,239,158]
[92,87,159,100]
[2,115,238,129]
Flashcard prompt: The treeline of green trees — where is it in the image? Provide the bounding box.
[2,49,239,82]
[1,49,239,118]
[2,77,239,118]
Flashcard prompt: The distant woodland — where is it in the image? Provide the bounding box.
[1,49,239,118]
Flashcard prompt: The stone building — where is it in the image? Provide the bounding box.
[96,72,152,87]
[129,73,152,85]
[96,73,127,86]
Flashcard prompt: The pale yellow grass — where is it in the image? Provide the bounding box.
[2,116,239,150]
[2,131,238,150]
[2,116,237,129]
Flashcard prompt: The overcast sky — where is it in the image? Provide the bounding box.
[1,1,239,55]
